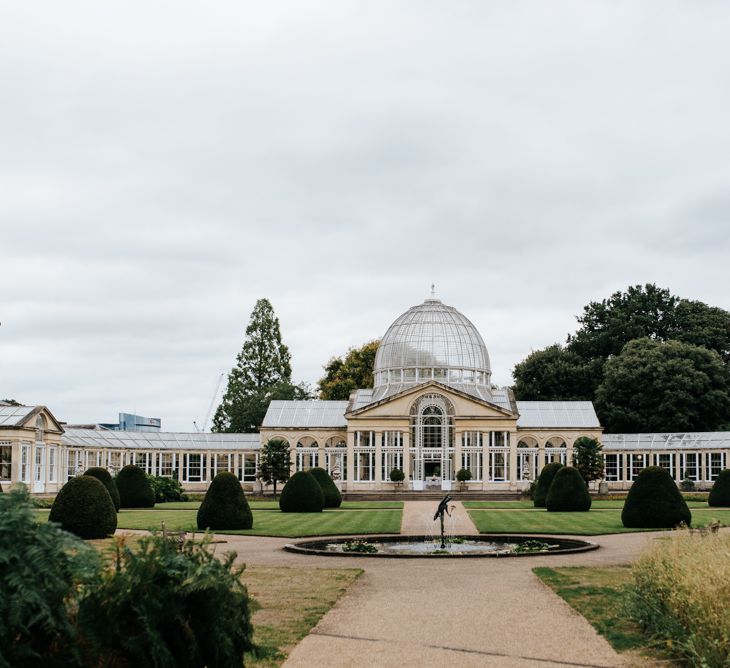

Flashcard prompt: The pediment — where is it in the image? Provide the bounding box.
[17,406,65,433]
[346,381,516,420]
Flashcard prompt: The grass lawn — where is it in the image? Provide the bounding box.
[156,500,403,511]
[38,506,402,537]
[467,506,730,535]
[463,499,710,509]
[533,566,671,665]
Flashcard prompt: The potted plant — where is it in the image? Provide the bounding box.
[389,468,405,490]
[456,468,472,491]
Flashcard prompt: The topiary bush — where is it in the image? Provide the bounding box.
[707,469,730,507]
[456,468,473,483]
[84,467,120,512]
[279,471,324,513]
[533,462,563,508]
[116,464,155,508]
[49,476,118,539]
[197,472,253,531]
[389,468,405,482]
[546,466,592,512]
[308,467,342,508]
[622,466,692,528]
[147,475,187,503]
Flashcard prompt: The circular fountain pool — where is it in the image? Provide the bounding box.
[284,534,598,558]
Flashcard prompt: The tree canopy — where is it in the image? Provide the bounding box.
[257,438,292,497]
[213,299,303,433]
[595,338,730,433]
[571,436,605,483]
[318,340,380,400]
[513,344,597,401]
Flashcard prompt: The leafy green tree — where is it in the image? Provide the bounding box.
[512,344,598,400]
[595,338,730,433]
[318,340,380,400]
[213,299,294,432]
[571,436,605,483]
[673,299,730,363]
[257,438,292,498]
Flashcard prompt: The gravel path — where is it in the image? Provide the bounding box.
[400,500,479,536]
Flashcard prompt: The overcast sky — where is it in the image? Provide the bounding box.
[2,2,730,431]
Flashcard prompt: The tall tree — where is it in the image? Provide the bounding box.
[318,340,380,400]
[213,299,294,433]
[595,338,730,433]
[512,344,598,401]
[257,438,291,498]
[571,436,605,483]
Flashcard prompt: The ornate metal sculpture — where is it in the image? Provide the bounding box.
[433,494,453,549]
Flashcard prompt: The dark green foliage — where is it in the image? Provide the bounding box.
[389,468,405,482]
[456,468,473,482]
[116,464,156,508]
[197,472,253,530]
[595,338,730,433]
[83,467,120,511]
[148,475,187,503]
[0,487,99,667]
[49,476,118,539]
[76,534,253,668]
[571,437,605,483]
[546,467,592,512]
[513,344,598,400]
[622,466,692,528]
[308,467,342,508]
[318,340,380,400]
[258,438,292,497]
[533,462,563,508]
[708,469,730,507]
[279,471,324,513]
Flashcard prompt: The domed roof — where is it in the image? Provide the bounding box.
[371,299,492,401]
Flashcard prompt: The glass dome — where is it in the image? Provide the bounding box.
[372,299,492,401]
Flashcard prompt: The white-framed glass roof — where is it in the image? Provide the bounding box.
[62,428,261,451]
[603,432,730,450]
[516,401,601,428]
[262,400,348,428]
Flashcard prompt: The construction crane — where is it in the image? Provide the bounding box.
[194,372,225,432]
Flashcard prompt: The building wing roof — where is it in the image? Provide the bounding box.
[603,432,730,450]
[516,401,601,429]
[262,400,348,429]
[0,405,37,427]
[62,428,261,451]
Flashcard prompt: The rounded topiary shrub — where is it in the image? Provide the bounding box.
[279,471,324,513]
[708,469,730,507]
[621,466,692,528]
[83,466,120,511]
[533,462,563,508]
[546,466,592,512]
[48,475,117,539]
[197,472,253,531]
[389,468,405,482]
[308,467,342,508]
[116,464,155,508]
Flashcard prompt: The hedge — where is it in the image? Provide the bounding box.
[622,466,692,528]
[197,472,253,531]
[533,462,563,508]
[545,466,592,512]
[279,471,324,513]
[48,475,117,539]
[707,469,730,508]
[116,465,155,508]
[308,468,342,508]
[83,467,120,512]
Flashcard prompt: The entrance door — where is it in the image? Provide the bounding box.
[33,445,45,493]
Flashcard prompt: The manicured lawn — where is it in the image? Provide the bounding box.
[38,506,403,537]
[467,507,730,535]
[533,566,668,664]
[156,500,403,511]
[464,499,710,509]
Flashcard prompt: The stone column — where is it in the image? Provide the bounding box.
[453,429,462,485]
[374,431,383,485]
[508,430,518,488]
[482,431,490,489]
[402,429,411,482]
[346,431,356,484]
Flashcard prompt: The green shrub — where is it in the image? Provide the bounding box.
[389,468,405,482]
[533,462,563,508]
[197,472,253,531]
[456,468,473,483]
[148,475,187,503]
[279,471,324,513]
[545,466,592,512]
[622,466,692,528]
[76,534,254,667]
[49,476,118,539]
[708,469,730,507]
[680,476,696,492]
[629,531,730,665]
[84,467,121,511]
[116,464,155,508]
[0,487,99,667]
[308,467,342,508]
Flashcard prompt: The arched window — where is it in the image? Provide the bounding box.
[35,414,46,443]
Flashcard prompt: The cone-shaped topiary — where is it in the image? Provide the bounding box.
[308,467,342,508]
[533,462,563,507]
[279,471,324,512]
[621,466,692,528]
[48,475,117,539]
[116,464,155,508]
[708,469,730,507]
[197,472,253,530]
[546,466,592,512]
[83,467,120,511]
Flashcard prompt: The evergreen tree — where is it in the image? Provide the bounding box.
[571,436,605,483]
[257,438,292,498]
[213,299,293,432]
[318,340,380,400]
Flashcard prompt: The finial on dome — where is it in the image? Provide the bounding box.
[430,283,435,299]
